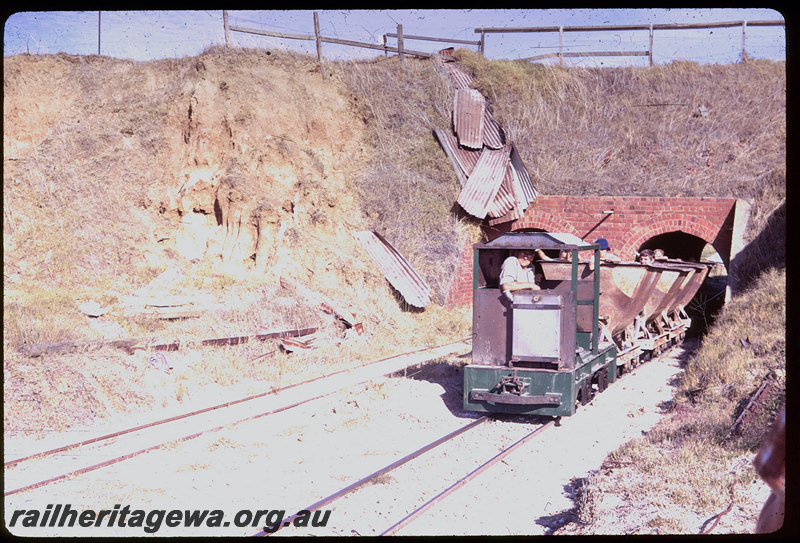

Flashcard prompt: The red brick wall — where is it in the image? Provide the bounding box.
[445,195,738,308]
[445,238,475,307]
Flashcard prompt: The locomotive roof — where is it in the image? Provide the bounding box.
[475,232,597,251]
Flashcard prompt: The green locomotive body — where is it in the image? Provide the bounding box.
[463,232,619,417]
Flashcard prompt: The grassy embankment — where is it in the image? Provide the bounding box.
[3,49,784,530]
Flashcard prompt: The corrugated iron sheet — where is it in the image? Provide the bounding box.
[353,231,431,308]
[444,62,473,90]
[434,127,481,184]
[433,127,468,186]
[487,164,521,218]
[436,60,537,223]
[510,145,538,204]
[483,110,506,149]
[457,144,512,219]
[453,89,485,149]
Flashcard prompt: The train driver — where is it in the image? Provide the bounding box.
[500,249,545,297]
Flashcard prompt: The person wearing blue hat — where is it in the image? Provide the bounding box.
[590,237,621,269]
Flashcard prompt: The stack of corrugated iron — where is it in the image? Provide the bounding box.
[435,61,538,225]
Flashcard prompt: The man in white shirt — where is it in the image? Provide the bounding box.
[500,249,547,295]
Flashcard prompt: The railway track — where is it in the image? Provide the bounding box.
[4,338,471,497]
[5,336,689,537]
[258,338,689,537]
[258,415,557,537]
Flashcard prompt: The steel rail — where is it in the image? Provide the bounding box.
[381,419,557,536]
[4,337,472,496]
[252,416,490,537]
[6,337,470,468]
[4,390,334,497]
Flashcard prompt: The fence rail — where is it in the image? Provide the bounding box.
[224,12,785,76]
[474,19,785,66]
[225,14,454,78]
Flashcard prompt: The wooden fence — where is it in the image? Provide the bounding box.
[475,20,786,66]
[223,12,785,76]
[224,12,458,79]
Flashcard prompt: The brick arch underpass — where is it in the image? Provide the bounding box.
[446,195,751,307]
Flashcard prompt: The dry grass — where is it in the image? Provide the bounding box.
[571,266,784,534]
[334,56,480,304]
[2,46,784,520]
[455,50,785,204]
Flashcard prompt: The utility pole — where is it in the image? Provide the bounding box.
[223,10,230,48]
[98,11,101,55]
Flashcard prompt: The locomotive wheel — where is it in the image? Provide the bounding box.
[580,378,591,406]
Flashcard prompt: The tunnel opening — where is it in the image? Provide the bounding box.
[638,232,728,338]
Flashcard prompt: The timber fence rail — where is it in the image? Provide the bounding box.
[224,12,462,78]
[223,11,785,78]
[476,19,785,66]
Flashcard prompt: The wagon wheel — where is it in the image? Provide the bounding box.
[597,368,608,392]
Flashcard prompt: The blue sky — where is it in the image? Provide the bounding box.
[3,9,786,66]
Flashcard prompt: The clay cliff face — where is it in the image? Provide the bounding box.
[3,49,370,290]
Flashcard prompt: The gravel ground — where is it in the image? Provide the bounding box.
[4,342,768,537]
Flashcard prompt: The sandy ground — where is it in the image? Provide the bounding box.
[4,341,768,537]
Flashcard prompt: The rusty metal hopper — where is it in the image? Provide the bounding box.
[643,262,695,324]
[665,260,712,313]
[540,260,662,338]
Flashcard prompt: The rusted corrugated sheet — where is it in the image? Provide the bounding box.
[510,145,538,204]
[453,89,485,149]
[457,144,512,219]
[488,205,525,225]
[434,127,481,184]
[436,127,515,219]
[444,62,473,90]
[487,164,522,218]
[434,128,466,185]
[354,231,431,308]
[483,111,506,149]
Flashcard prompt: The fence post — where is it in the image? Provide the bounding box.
[480,31,485,56]
[559,26,564,66]
[98,11,101,55]
[397,24,405,68]
[383,34,388,57]
[314,12,327,80]
[648,24,653,66]
[223,10,230,48]
[741,20,748,62]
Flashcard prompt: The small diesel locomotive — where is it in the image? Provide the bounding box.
[463,232,709,417]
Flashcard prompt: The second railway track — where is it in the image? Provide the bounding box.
[3,339,471,497]
[4,338,689,537]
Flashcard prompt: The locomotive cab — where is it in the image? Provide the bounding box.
[464,232,618,417]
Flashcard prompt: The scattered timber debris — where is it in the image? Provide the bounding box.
[120,294,215,320]
[16,327,317,358]
[279,276,363,333]
[279,336,317,353]
[728,371,783,438]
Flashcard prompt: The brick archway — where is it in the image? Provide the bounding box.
[447,195,751,307]
[617,214,726,264]
[510,210,581,238]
